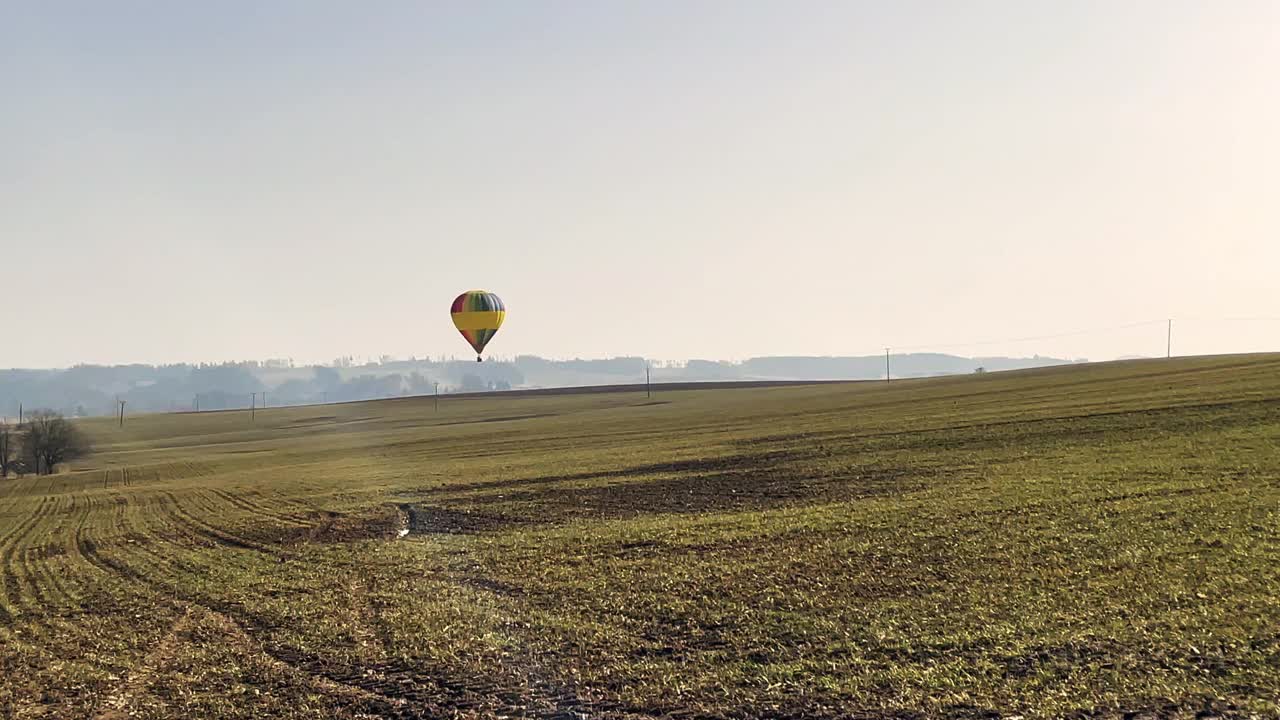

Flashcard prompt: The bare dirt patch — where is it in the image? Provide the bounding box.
[489,463,917,520]
[402,505,516,535]
[412,450,813,498]
[404,452,928,533]
[266,506,408,546]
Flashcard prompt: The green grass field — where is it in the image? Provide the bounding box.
[2,355,1279,719]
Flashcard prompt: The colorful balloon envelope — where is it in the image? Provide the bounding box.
[450,290,505,361]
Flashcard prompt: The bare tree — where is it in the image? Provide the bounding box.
[21,411,90,475]
[0,421,17,478]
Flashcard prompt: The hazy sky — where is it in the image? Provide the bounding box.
[4,1,1278,367]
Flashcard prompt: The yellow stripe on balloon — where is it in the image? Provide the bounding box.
[451,310,506,331]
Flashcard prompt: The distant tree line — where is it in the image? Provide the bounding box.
[0,412,91,477]
[0,353,1078,419]
[0,359,533,417]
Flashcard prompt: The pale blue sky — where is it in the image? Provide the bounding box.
[4,2,1278,367]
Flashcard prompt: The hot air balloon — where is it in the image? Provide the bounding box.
[450,290,505,361]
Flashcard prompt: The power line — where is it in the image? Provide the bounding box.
[888,319,1168,353]
[1160,315,1280,329]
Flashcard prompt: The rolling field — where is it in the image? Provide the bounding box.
[2,356,1279,719]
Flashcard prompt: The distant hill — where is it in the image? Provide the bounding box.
[0,353,1077,418]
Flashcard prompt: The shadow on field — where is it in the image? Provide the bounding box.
[403,451,929,534]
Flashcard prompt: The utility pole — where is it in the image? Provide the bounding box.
[18,403,22,425]
[646,363,651,399]
[118,400,126,427]
[1167,319,1172,359]
[434,382,439,412]
[250,392,257,423]
[263,391,267,408]
[885,348,891,384]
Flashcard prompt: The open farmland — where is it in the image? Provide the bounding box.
[1,356,1279,719]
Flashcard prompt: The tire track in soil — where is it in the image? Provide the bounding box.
[87,489,227,596]
[17,491,672,719]
[342,571,392,657]
[160,490,278,554]
[347,554,669,720]
[15,496,64,613]
[74,535,450,718]
[74,491,174,591]
[24,494,83,612]
[189,487,308,539]
[0,493,51,553]
[90,604,192,720]
[0,488,27,545]
[163,604,421,720]
[65,492,135,580]
[53,493,111,608]
[185,484,302,550]
[201,605,426,720]
[69,484,659,719]
[266,488,324,517]
[76,523,657,719]
[0,495,55,618]
[114,496,212,582]
[76,528,144,584]
[50,494,90,599]
[9,495,139,662]
[115,486,291,612]
[206,487,311,525]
